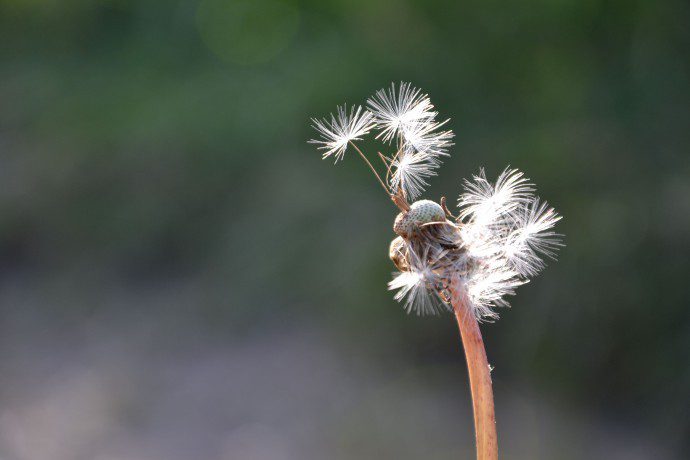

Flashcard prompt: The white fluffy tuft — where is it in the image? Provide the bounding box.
[309,104,376,162]
[367,82,436,143]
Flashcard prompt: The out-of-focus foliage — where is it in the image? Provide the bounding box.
[0,0,688,458]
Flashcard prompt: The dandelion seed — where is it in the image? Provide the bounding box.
[389,271,440,315]
[458,168,535,226]
[389,150,438,200]
[386,120,454,199]
[400,118,454,159]
[503,198,562,276]
[388,249,449,315]
[309,104,376,162]
[367,82,436,143]
[367,82,454,199]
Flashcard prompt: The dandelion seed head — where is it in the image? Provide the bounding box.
[390,151,438,200]
[386,119,453,198]
[308,85,562,321]
[388,169,562,319]
[458,168,534,227]
[400,119,454,158]
[388,250,449,316]
[309,104,375,162]
[389,271,437,315]
[365,82,454,199]
[502,198,563,277]
[367,82,436,143]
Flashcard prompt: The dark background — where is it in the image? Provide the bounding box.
[1,1,689,459]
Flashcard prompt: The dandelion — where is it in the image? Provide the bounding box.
[309,83,563,460]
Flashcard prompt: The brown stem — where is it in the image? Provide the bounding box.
[349,142,391,195]
[451,282,498,460]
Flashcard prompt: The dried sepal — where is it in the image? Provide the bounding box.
[389,236,410,272]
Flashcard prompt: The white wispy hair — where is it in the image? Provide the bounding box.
[309,104,376,162]
[461,259,526,320]
[457,168,534,258]
[453,168,562,318]
[388,249,449,315]
[385,166,562,320]
[400,118,454,158]
[502,198,562,276]
[458,168,534,226]
[389,120,454,199]
[367,82,436,143]
[309,83,454,200]
[389,151,438,201]
[366,82,454,199]
[388,271,440,315]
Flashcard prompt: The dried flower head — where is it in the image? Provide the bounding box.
[309,83,562,320]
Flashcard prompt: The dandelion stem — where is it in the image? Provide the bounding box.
[349,142,391,195]
[451,281,498,460]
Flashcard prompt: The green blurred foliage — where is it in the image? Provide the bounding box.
[0,0,689,455]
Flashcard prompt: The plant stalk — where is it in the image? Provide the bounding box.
[349,142,391,195]
[451,282,498,460]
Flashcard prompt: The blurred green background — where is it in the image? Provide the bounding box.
[1,0,689,459]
